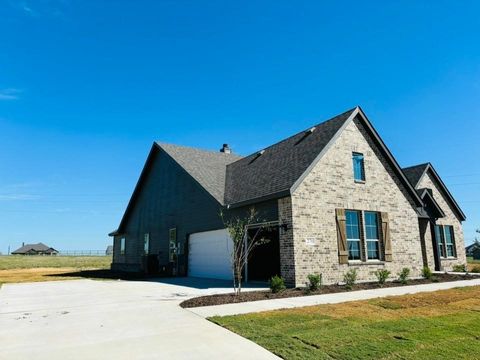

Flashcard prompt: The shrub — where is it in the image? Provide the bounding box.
[398,268,410,285]
[343,268,358,290]
[471,266,480,274]
[375,269,391,286]
[307,274,322,291]
[453,264,467,272]
[422,266,433,280]
[270,275,286,293]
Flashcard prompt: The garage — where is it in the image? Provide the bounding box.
[187,229,233,280]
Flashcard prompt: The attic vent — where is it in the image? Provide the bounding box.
[249,149,265,164]
[295,126,316,145]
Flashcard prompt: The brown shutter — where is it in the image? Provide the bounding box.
[381,212,392,262]
[336,209,349,264]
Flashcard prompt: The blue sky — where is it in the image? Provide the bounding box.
[0,1,479,254]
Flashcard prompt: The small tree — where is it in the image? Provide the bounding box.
[221,208,269,295]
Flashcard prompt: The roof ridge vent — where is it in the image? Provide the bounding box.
[295,126,316,145]
[249,149,265,164]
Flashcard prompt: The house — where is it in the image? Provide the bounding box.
[466,241,480,257]
[109,107,466,286]
[473,247,480,261]
[106,245,114,256]
[11,243,58,256]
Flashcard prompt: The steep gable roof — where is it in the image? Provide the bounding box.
[110,143,241,235]
[403,163,429,187]
[225,108,356,206]
[111,106,427,235]
[225,107,424,208]
[157,143,242,204]
[402,163,466,221]
[416,188,446,218]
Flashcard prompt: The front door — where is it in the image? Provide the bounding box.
[246,226,281,282]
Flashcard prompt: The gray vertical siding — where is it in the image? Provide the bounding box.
[112,147,225,273]
[111,146,280,274]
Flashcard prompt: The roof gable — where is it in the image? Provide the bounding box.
[402,163,466,221]
[110,143,240,235]
[402,163,429,187]
[225,106,423,208]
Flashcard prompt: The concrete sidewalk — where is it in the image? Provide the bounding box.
[188,278,480,318]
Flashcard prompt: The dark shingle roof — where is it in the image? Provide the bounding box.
[224,108,356,205]
[402,163,429,187]
[12,243,52,254]
[157,142,242,204]
[403,163,466,221]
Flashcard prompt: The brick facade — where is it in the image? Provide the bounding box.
[281,118,425,286]
[416,172,466,271]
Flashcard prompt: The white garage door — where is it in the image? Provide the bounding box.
[188,229,233,280]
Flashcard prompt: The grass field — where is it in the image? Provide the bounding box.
[467,256,480,271]
[0,255,112,284]
[211,286,480,360]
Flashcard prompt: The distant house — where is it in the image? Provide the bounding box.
[472,246,480,261]
[105,245,113,256]
[466,241,480,257]
[11,243,58,256]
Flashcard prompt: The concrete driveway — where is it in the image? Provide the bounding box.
[0,278,278,360]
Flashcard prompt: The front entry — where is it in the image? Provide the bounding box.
[246,226,281,282]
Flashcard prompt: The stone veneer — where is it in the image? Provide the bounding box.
[280,117,425,286]
[416,171,466,271]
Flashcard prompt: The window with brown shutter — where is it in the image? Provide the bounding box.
[380,212,392,262]
[335,209,349,264]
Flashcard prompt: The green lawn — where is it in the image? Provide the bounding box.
[467,257,480,272]
[0,255,111,270]
[211,286,480,360]
[467,256,480,264]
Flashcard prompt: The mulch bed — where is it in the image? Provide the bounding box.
[180,273,476,308]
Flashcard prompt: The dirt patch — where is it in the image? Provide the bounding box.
[180,273,476,308]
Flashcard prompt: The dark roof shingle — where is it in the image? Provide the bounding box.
[224,108,356,205]
[12,243,54,254]
[402,163,429,187]
[157,142,242,204]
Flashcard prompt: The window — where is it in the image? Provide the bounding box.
[169,228,177,262]
[120,237,125,255]
[346,210,361,260]
[144,233,150,255]
[434,225,456,258]
[444,225,456,257]
[352,152,365,182]
[364,212,380,260]
[434,225,445,258]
